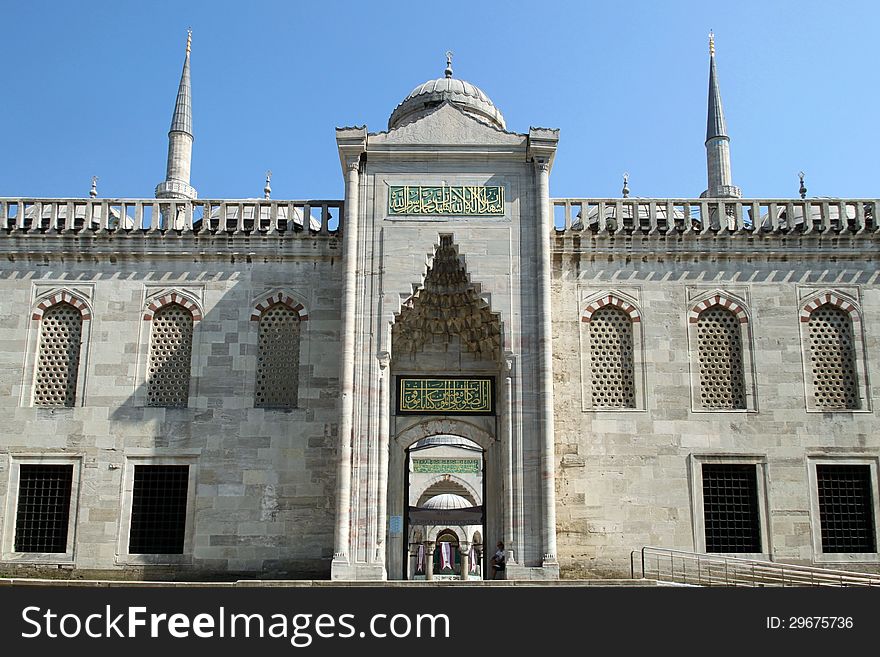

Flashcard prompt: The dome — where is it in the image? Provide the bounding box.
[411,434,481,451]
[422,493,473,510]
[388,70,506,131]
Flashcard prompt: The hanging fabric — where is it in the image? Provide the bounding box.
[440,542,452,570]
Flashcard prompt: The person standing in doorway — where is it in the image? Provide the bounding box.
[491,541,506,580]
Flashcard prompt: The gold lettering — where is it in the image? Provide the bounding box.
[388,186,504,216]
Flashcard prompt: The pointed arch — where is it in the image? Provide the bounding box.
[581,294,641,323]
[250,291,309,322]
[31,289,91,321]
[688,292,749,325]
[799,291,860,324]
[143,291,202,322]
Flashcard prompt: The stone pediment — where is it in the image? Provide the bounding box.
[370,102,526,148]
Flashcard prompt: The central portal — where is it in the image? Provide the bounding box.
[384,235,505,580]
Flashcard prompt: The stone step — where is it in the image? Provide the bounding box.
[1,577,664,588]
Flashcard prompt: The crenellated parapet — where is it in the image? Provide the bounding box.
[552,197,879,252]
[0,198,343,237]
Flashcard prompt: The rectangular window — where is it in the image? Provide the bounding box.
[702,464,761,553]
[817,465,876,553]
[14,464,74,553]
[129,465,189,554]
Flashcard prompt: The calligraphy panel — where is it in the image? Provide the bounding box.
[397,377,495,415]
[387,185,504,217]
[412,458,481,474]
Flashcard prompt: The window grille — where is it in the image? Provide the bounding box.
[34,303,82,407]
[696,307,746,409]
[817,465,875,553]
[808,305,859,410]
[254,304,300,408]
[147,304,193,407]
[128,465,189,554]
[589,306,636,408]
[14,464,74,553]
[702,464,761,553]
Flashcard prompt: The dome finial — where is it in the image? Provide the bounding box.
[622,172,630,198]
[444,50,453,78]
[264,170,272,200]
[90,175,98,198]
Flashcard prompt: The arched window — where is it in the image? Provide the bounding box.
[254,303,301,408]
[147,303,194,407]
[34,303,83,407]
[696,306,746,410]
[808,304,859,410]
[588,306,636,409]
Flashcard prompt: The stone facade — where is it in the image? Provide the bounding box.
[1,45,879,581]
[0,240,343,578]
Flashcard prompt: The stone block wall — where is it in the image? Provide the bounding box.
[0,240,343,579]
[552,240,880,578]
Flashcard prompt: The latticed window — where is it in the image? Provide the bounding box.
[702,464,761,553]
[817,465,876,553]
[696,307,746,409]
[14,464,74,553]
[129,465,189,554]
[255,304,301,409]
[589,306,636,408]
[147,304,193,407]
[34,303,82,407]
[808,305,859,410]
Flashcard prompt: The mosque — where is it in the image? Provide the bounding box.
[0,32,877,581]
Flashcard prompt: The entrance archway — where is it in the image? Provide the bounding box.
[405,435,485,580]
[384,236,505,580]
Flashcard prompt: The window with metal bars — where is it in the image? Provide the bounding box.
[128,465,189,554]
[14,465,74,553]
[817,465,876,553]
[702,464,761,553]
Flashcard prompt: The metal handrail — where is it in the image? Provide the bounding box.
[633,546,880,587]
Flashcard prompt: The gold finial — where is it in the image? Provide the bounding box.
[445,50,453,78]
[709,30,715,56]
[186,28,192,54]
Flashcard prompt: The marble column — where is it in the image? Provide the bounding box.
[459,541,470,580]
[332,156,361,572]
[425,542,435,581]
[375,351,391,563]
[535,159,558,567]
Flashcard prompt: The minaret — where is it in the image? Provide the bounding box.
[155,30,197,200]
[701,32,741,198]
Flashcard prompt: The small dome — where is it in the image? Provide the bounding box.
[388,75,506,131]
[411,434,481,451]
[422,493,472,510]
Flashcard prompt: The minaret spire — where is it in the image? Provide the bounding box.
[701,32,740,199]
[155,29,197,200]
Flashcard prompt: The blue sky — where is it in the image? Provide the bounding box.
[1,0,877,200]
